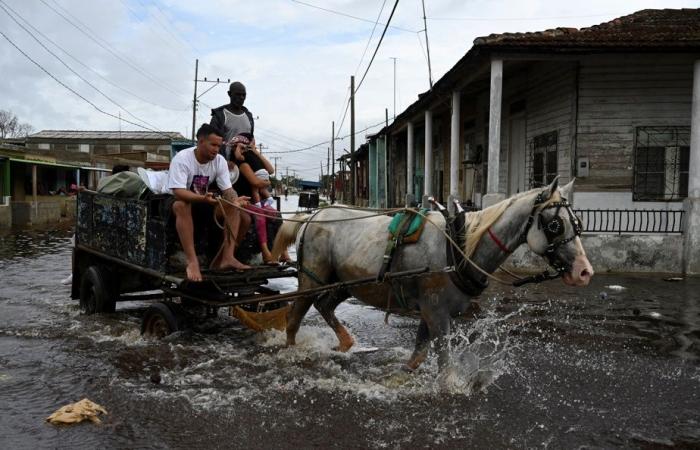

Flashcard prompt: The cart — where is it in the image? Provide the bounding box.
[71,190,297,337]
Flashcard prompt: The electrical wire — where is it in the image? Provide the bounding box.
[353,0,388,78]
[290,0,416,33]
[39,0,185,97]
[354,0,400,94]
[0,31,178,139]
[263,119,386,155]
[0,0,188,112]
[0,2,166,133]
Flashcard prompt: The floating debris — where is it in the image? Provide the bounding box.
[46,398,107,425]
[605,285,626,291]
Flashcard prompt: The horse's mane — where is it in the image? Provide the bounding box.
[462,188,562,257]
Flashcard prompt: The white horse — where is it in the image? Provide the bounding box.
[272,179,593,371]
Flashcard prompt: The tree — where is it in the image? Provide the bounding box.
[0,110,34,139]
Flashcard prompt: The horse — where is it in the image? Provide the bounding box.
[271,178,593,372]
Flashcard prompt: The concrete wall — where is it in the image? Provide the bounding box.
[9,198,76,227]
[0,203,10,227]
[504,233,684,274]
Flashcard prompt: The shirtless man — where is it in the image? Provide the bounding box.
[167,123,250,281]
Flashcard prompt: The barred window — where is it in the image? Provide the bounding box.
[634,127,689,201]
[530,131,558,187]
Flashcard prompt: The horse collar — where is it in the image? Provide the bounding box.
[446,212,489,297]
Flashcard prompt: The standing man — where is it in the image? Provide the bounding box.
[168,123,250,281]
[210,81,255,162]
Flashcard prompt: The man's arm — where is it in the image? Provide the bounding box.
[222,188,249,206]
[173,188,217,205]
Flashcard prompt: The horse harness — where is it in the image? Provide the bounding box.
[486,191,583,285]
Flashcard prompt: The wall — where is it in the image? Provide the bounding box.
[576,53,694,192]
[505,233,684,274]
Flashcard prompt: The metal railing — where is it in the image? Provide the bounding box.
[574,209,685,235]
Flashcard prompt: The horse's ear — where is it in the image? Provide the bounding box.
[548,176,560,196]
[560,178,575,200]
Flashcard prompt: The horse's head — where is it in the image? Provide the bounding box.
[524,178,593,286]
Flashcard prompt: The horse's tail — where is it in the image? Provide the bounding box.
[271,213,310,261]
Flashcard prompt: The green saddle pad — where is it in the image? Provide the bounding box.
[388,208,430,240]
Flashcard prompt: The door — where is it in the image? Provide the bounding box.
[508,115,527,195]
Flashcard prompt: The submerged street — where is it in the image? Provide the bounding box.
[0,196,699,448]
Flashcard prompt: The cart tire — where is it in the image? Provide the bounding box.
[79,265,116,314]
[141,303,187,338]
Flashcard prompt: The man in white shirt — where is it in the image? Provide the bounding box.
[168,123,250,281]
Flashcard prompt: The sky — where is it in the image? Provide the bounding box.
[0,0,697,179]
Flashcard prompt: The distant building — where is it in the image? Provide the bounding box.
[0,130,187,227]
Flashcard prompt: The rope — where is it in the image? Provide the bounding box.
[214,198,526,286]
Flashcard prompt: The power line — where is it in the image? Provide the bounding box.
[39,0,185,97]
[290,0,416,33]
[0,1,186,112]
[354,0,400,94]
[264,119,386,155]
[427,13,619,21]
[0,31,176,139]
[353,0,388,78]
[133,0,198,55]
[0,1,166,133]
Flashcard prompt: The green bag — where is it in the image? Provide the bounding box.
[96,171,149,198]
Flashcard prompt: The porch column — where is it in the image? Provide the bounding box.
[423,110,433,208]
[483,58,505,208]
[406,121,415,203]
[683,59,700,274]
[2,159,10,203]
[31,164,37,221]
[449,90,461,213]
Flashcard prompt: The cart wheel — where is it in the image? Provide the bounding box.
[79,265,116,314]
[141,303,188,339]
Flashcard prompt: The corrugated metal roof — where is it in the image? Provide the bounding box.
[27,130,185,140]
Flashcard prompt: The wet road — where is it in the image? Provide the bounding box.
[1,196,699,449]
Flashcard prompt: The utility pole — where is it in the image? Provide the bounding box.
[326,147,330,194]
[191,59,198,141]
[421,0,434,89]
[191,58,230,140]
[331,121,335,203]
[350,75,356,205]
[258,143,266,153]
[270,156,281,176]
[390,57,397,119]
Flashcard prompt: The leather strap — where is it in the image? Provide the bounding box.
[487,227,511,254]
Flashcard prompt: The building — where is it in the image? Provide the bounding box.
[1,130,186,227]
[357,9,700,274]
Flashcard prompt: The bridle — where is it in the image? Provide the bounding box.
[515,191,583,275]
[482,190,583,286]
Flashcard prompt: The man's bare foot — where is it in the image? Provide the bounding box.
[186,261,203,281]
[216,258,250,271]
[261,248,276,264]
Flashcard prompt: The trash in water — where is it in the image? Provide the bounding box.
[351,347,379,354]
[663,277,683,282]
[605,285,626,291]
[46,398,108,425]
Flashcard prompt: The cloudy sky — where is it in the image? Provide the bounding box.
[0,0,696,178]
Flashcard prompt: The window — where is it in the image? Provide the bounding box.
[634,127,689,201]
[530,131,558,187]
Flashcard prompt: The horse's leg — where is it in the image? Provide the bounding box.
[405,319,429,371]
[407,296,452,372]
[315,288,354,352]
[286,295,315,346]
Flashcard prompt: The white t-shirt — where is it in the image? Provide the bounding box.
[167,147,232,194]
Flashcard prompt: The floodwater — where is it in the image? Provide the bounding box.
[1,196,699,449]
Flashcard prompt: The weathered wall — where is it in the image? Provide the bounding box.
[0,204,11,227]
[576,53,694,191]
[505,233,684,274]
[10,198,75,226]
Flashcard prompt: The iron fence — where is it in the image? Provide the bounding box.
[574,209,685,235]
